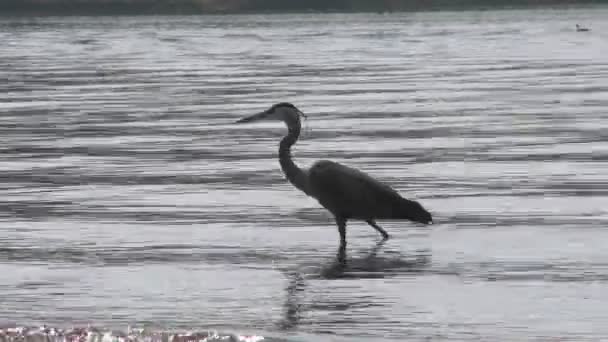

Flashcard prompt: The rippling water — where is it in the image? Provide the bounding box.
[1,6,608,341]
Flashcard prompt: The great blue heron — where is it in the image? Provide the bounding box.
[236,102,433,250]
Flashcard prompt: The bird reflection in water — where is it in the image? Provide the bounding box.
[277,240,431,331]
[278,270,306,331]
[322,239,430,279]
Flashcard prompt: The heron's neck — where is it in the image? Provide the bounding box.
[279,125,310,195]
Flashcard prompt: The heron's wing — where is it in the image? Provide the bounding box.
[308,160,404,218]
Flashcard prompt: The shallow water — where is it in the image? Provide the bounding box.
[1,7,608,341]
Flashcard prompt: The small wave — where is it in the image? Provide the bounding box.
[352,31,401,39]
[440,260,608,283]
[441,213,605,229]
[480,28,521,36]
[0,245,285,266]
[72,38,97,45]
[421,29,460,37]
[220,33,268,41]
[296,31,331,38]
[158,37,183,43]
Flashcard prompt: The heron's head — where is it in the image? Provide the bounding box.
[235,102,306,130]
[417,205,433,225]
[403,200,433,225]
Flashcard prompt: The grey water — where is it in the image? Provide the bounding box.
[1,6,608,341]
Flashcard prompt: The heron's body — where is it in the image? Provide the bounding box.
[308,160,419,221]
[237,102,433,249]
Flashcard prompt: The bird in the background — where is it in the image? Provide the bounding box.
[235,103,433,253]
[576,24,590,32]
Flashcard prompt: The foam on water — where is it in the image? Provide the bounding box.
[0,326,265,342]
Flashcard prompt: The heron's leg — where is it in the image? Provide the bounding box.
[337,243,346,264]
[366,219,389,240]
[336,216,347,248]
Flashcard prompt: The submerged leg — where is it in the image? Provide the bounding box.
[337,243,346,264]
[336,216,347,248]
[336,217,347,263]
[366,219,389,240]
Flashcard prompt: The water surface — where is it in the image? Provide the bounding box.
[1,7,608,341]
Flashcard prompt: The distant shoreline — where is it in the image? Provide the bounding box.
[0,0,605,16]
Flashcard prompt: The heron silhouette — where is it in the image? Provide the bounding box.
[236,103,433,250]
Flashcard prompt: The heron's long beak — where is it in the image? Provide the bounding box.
[235,110,268,124]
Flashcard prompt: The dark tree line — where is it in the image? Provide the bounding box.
[1,0,605,15]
